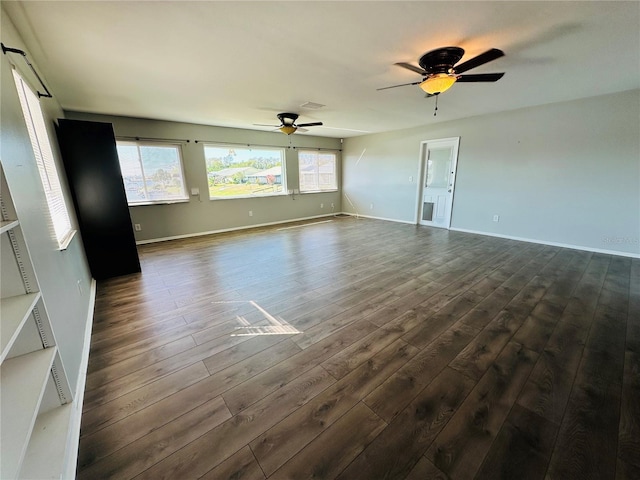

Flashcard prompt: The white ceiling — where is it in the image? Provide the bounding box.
[4,1,639,138]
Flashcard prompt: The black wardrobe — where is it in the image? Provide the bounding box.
[57,119,140,280]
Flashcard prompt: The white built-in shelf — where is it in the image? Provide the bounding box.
[0,219,20,234]
[0,347,57,480]
[20,403,74,480]
[0,292,41,363]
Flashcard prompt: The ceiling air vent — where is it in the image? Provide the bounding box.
[300,101,325,110]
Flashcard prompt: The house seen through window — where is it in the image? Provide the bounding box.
[116,141,188,205]
[204,145,285,199]
[298,150,338,192]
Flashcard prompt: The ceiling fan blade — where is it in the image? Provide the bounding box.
[296,127,309,133]
[456,72,505,82]
[297,122,323,127]
[454,48,504,74]
[254,123,280,127]
[377,80,422,91]
[394,62,427,75]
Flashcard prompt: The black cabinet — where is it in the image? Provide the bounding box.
[56,119,140,280]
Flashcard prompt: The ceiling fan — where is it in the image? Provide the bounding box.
[254,113,323,135]
[378,46,505,95]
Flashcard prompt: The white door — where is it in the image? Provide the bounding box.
[418,137,459,228]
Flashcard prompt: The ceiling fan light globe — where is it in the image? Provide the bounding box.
[279,125,297,135]
[420,74,457,95]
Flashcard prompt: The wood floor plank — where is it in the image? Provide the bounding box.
[364,322,478,422]
[80,361,209,434]
[545,371,622,480]
[617,380,640,472]
[199,447,266,480]
[134,365,335,479]
[202,334,288,375]
[474,404,558,480]
[337,367,475,480]
[320,306,428,379]
[78,395,231,479]
[517,318,589,424]
[269,402,386,480]
[78,340,300,470]
[404,456,448,480]
[450,309,528,382]
[222,320,378,414]
[616,457,640,480]
[618,258,640,471]
[84,334,198,391]
[249,339,418,476]
[88,315,187,355]
[82,333,250,410]
[577,305,626,385]
[425,341,538,480]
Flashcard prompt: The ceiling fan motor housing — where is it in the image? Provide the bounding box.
[277,112,299,125]
[419,46,464,75]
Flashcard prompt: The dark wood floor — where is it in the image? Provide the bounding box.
[77,217,639,479]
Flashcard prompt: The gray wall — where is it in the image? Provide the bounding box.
[65,112,343,242]
[343,90,640,256]
[1,10,93,392]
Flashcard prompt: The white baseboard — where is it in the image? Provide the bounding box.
[135,213,344,245]
[340,213,639,258]
[340,212,416,225]
[62,278,97,479]
[449,227,640,259]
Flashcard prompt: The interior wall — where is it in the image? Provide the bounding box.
[1,9,93,392]
[342,89,640,257]
[64,111,343,242]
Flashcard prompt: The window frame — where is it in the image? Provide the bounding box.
[116,140,189,206]
[12,68,75,250]
[297,149,339,193]
[203,144,287,200]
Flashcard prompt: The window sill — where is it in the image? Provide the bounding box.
[300,189,338,194]
[209,193,288,201]
[58,230,77,251]
[128,199,190,207]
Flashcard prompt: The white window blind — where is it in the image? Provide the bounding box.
[12,69,73,249]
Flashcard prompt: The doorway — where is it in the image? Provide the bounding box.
[417,137,460,229]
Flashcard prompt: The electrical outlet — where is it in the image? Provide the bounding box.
[249,210,253,217]
[409,175,413,182]
[331,203,335,208]
[370,203,374,209]
[493,215,500,222]
[134,223,141,231]
[320,203,324,208]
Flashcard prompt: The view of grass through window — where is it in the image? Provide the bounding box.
[116,142,188,204]
[204,145,285,198]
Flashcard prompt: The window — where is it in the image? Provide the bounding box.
[204,145,286,199]
[298,150,338,192]
[12,69,74,249]
[116,141,188,205]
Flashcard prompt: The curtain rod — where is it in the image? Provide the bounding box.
[2,43,52,98]
[194,139,341,151]
[117,136,190,144]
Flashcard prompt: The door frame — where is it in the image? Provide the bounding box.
[414,136,460,229]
